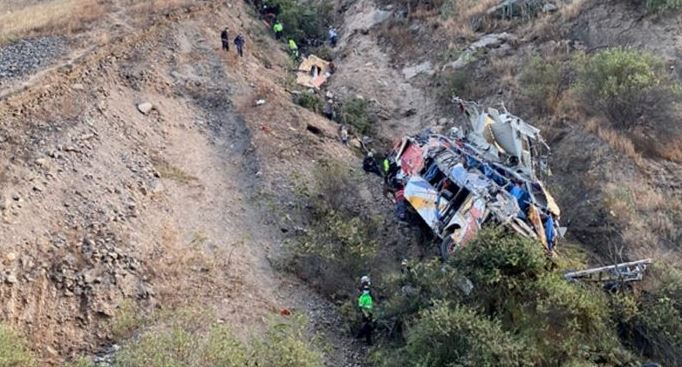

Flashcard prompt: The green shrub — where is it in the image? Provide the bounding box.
[646,0,682,12]
[450,229,547,293]
[63,357,95,367]
[383,303,535,367]
[297,210,378,264]
[110,300,145,339]
[437,67,476,104]
[527,275,623,364]
[616,264,682,365]
[637,296,682,365]
[114,316,323,367]
[519,56,562,114]
[574,47,670,128]
[288,160,380,297]
[296,91,323,113]
[311,46,333,61]
[115,327,199,367]
[0,325,36,367]
[267,0,333,44]
[199,326,249,367]
[340,97,374,135]
[370,230,635,366]
[252,316,325,367]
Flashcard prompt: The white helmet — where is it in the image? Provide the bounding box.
[360,275,371,285]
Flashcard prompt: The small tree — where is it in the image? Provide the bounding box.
[384,303,535,367]
[340,97,374,135]
[520,56,562,114]
[575,47,669,128]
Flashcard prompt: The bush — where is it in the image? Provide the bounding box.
[340,97,374,135]
[267,0,333,44]
[252,317,325,367]
[519,56,562,114]
[370,230,635,366]
[646,0,682,12]
[0,324,36,367]
[574,47,674,128]
[63,357,95,367]
[295,91,323,113]
[383,303,535,367]
[527,275,623,364]
[114,315,323,367]
[437,67,476,104]
[110,300,145,339]
[614,264,682,366]
[288,160,380,297]
[311,46,333,61]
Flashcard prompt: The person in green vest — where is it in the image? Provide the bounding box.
[288,39,299,60]
[273,21,283,40]
[357,286,374,345]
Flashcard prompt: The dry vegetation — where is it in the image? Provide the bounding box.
[0,0,197,46]
[0,0,106,45]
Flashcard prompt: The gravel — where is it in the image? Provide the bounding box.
[0,36,68,80]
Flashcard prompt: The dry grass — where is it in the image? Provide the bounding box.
[438,0,499,40]
[0,0,105,45]
[122,0,194,21]
[489,56,519,90]
[584,118,644,165]
[561,0,590,21]
[153,159,198,184]
[658,139,682,163]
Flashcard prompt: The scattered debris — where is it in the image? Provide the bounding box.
[296,55,333,89]
[255,99,266,106]
[565,259,652,288]
[384,97,563,258]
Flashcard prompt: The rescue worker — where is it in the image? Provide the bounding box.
[339,124,349,145]
[288,39,299,60]
[383,156,399,186]
[357,285,374,345]
[323,98,335,120]
[359,275,371,290]
[273,21,283,40]
[220,27,230,52]
[234,34,246,57]
[363,152,382,177]
[328,27,338,47]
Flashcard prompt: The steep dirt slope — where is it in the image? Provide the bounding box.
[0,2,368,364]
[327,0,682,265]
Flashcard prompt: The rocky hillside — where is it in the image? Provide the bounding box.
[0,0,680,366]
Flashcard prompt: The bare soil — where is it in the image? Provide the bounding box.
[0,1,368,365]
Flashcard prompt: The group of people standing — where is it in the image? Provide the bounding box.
[219,22,337,61]
[220,28,246,57]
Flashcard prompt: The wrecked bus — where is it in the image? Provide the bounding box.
[389,98,563,258]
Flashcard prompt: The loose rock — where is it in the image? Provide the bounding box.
[137,102,154,115]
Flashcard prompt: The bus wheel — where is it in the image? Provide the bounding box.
[439,235,453,261]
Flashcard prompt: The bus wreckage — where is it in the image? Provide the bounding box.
[385,98,565,257]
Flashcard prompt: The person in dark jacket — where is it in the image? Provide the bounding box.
[234,34,245,57]
[220,28,229,51]
[363,152,382,177]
